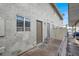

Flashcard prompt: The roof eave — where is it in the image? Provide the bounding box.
[50,3,63,20]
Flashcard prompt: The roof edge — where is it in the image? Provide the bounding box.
[50,3,63,20]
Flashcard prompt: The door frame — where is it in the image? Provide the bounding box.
[47,23,50,39]
[36,20,43,44]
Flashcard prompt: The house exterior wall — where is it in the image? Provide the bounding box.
[69,4,79,32]
[0,3,63,55]
[69,3,79,26]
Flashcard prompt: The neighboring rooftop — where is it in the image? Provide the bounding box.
[69,3,79,26]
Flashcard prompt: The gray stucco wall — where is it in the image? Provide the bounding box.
[0,3,63,55]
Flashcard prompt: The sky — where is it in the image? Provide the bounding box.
[55,3,68,25]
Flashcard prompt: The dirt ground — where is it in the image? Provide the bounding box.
[20,39,62,56]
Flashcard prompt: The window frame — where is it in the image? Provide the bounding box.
[16,15,30,32]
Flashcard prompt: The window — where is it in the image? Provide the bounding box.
[25,18,30,31]
[16,16,30,31]
[16,16,24,31]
